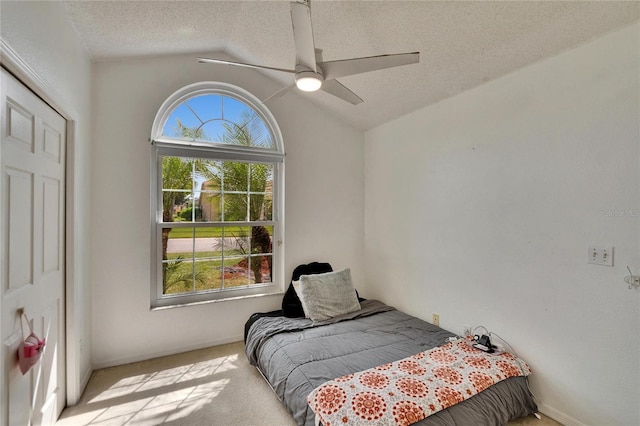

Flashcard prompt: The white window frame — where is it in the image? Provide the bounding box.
[149,82,285,308]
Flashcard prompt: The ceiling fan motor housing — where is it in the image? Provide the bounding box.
[295,70,324,91]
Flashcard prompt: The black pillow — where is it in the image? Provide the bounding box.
[282,262,333,318]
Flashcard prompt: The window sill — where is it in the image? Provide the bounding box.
[151,290,284,311]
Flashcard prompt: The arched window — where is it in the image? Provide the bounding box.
[150,82,284,307]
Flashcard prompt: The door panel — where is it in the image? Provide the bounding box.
[1,68,66,425]
[7,100,34,151]
[42,177,61,274]
[5,167,34,291]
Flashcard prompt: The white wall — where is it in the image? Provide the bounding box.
[364,23,639,426]
[91,53,364,367]
[0,0,93,404]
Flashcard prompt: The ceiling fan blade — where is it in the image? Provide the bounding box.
[198,57,296,74]
[262,84,296,104]
[290,2,317,72]
[319,52,420,80]
[321,79,363,105]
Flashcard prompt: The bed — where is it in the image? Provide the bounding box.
[244,263,537,426]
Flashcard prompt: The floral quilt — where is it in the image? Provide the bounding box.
[306,338,531,426]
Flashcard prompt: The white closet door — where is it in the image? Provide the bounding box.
[1,68,66,425]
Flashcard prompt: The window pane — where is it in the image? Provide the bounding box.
[162,104,202,138]
[162,157,193,190]
[199,120,227,143]
[187,192,204,222]
[162,156,194,223]
[222,227,250,256]
[250,226,272,284]
[194,260,223,291]
[196,160,223,222]
[198,191,222,222]
[249,163,271,221]
[193,227,223,260]
[162,258,195,295]
[223,194,248,221]
[170,196,202,222]
[188,94,223,123]
[164,227,193,262]
[221,161,249,191]
[249,193,269,221]
[198,159,221,179]
[263,194,273,221]
[219,160,248,221]
[222,256,251,288]
[222,97,251,124]
[249,163,272,191]
[250,225,272,254]
[163,191,190,223]
[250,254,272,284]
[247,118,275,149]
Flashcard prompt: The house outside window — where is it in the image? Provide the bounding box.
[150,82,284,307]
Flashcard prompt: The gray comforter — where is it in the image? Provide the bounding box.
[245,300,537,426]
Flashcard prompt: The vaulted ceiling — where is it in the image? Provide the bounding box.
[64,1,639,130]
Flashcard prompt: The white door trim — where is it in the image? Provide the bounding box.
[1,38,87,406]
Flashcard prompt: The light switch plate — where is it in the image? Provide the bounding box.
[588,246,613,266]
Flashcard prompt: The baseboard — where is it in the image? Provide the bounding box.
[92,334,244,370]
[539,402,587,426]
[80,366,92,396]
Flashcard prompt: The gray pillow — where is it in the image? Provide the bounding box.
[298,268,361,322]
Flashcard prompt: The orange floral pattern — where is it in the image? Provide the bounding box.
[307,338,531,426]
[433,366,463,385]
[398,360,426,376]
[463,356,491,369]
[396,377,429,398]
[428,349,458,364]
[311,384,347,415]
[360,372,390,389]
[393,401,426,426]
[334,374,354,383]
[469,371,494,393]
[496,359,521,378]
[435,386,464,409]
[375,363,393,371]
[352,392,387,421]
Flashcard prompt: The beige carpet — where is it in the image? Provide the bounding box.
[57,342,562,426]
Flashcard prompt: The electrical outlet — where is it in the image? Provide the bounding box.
[463,325,472,337]
[432,313,440,327]
[625,275,640,289]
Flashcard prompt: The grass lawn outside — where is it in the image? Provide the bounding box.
[163,252,272,295]
[167,227,244,238]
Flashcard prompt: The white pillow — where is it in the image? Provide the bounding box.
[298,268,361,322]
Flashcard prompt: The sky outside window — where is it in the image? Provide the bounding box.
[161,94,270,145]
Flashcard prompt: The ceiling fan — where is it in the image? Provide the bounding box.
[198,0,419,105]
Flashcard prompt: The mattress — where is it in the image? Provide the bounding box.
[245,299,537,426]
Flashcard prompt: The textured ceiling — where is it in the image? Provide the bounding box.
[64,1,639,130]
